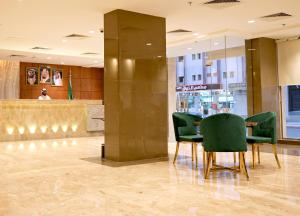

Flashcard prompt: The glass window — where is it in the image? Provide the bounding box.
[192,75,196,81]
[230,71,234,78]
[178,76,184,83]
[282,85,300,139]
[198,74,202,80]
[192,54,196,60]
[223,72,227,79]
[197,53,201,59]
[178,56,184,62]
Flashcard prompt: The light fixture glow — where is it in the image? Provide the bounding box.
[93,60,99,63]
[52,141,58,148]
[72,140,77,146]
[29,125,37,134]
[18,127,25,135]
[41,142,47,148]
[46,57,52,60]
[193,33,199,36]
[146,43,152,46]
[71,124,78,132]
[61,125,68,133]
[62,141,68,147]
[248,20,256,24]
[214,42,219,46]
[62,39,68,43]
[52,125,59,133]
[40,126,47,133]
[6,127,14,135]
[89,30,95,34]
[187,48,192,50]
[197,35,206,39]
[6,144,13,151]
[61,62,65,65]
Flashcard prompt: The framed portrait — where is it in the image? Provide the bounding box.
[26,67,39,86]
[51,69,63,86]
[39,66,51,84]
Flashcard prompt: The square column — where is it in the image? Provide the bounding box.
[104,10,168,161]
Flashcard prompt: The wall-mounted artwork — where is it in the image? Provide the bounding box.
[52,69,63,86]
[26,67,38,85]
[39,66,51,84]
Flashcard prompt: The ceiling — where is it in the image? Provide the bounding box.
[0,0,299,67]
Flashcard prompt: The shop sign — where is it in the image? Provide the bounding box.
[176,84,221,92]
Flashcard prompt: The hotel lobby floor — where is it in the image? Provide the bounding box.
[1,137,300,216]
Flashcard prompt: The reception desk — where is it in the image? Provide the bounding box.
[0,100,104,142]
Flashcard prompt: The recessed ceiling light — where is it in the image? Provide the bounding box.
[146,43,152,46]
[61,62,65,65]
[214,42,219,46]
[187,48,192,50]
[62,39,67,43]
[88,30,96,34]
[46,57,52,60]
[93,60,99,63]
[157,56,162,58]
[248,20,256,24]
[193,33,199,36]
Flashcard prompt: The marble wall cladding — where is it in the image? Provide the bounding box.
[104,10,168,161]
[0,100,103,142]
[168,58,176,143]
[0,60,20,99]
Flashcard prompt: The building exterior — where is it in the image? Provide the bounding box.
[176,52,247,117]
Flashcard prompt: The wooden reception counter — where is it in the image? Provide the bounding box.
[0,100,104,142]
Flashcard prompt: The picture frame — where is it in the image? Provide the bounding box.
[39,66,51,84]
[51,69,63,86]
[26,67,39,86]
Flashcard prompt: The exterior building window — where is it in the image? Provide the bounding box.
[223,72,227,79]
[230,71,234,78]
[192,54,196,60]
[192,75,196,81]
[197,53,201,59]
[178,76,184,83]
[198,74,202,80]
[178,56,184,62]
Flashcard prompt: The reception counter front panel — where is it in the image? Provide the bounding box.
[0,100,104,142]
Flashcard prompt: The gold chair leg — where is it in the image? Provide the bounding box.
[257,145,261,164]
[239,152,243,173]
[212,152,217,166]
[252,144,256,168]
[233,152,236,164]
[205,153,212,179]
[242,152,249,180]
[194,143,198,168]
[191,143,194,162]
[173,142,180,164]
[272,145,281,168]
[203,148,206,175]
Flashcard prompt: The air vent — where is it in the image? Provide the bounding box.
[65,34,89,39]
[32,46,50,50]
[81,52,100,55]
[260,12,292,21]
[203,0,241,9]
[9,54,26,58]
[167,29,192,34]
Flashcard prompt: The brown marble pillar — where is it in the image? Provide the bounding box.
[246,37,280,133]
[104,10,168,162]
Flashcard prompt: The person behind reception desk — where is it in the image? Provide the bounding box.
[38,88,51,100]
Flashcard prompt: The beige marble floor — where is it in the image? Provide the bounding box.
[1,137,300,216]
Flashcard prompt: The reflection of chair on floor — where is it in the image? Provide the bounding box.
[172,112,203,168]
[201,113,249,180]
[246,112,281,168]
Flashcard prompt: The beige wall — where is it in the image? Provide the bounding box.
[0,60,20,99]
[278,39,300,86]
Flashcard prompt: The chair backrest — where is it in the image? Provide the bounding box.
[245,112,276,144]
[172,112,202,142]
[201,113,247,152]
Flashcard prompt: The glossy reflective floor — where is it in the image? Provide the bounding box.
[1,137,300,215]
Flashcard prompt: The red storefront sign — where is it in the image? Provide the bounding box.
[176,84,222,92]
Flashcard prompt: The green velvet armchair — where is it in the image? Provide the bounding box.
[172,112,203,167]
[246,112,280,168]
[201,113,249,180]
